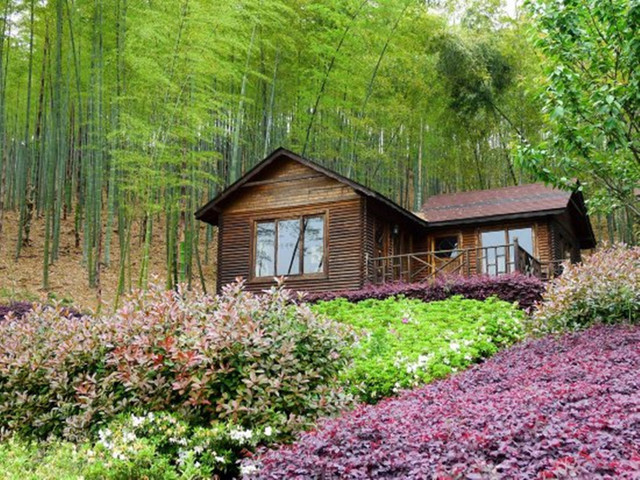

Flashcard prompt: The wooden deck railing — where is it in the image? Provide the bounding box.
[367,242,557,284]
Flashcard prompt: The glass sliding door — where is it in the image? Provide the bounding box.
[507,227,533,272]
[480,230,508,275]
[480,226,534,275]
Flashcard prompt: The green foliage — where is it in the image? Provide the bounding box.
[519,0,640,223]
[0,438,89,480]
[531,244,640,334]
[312,296,524,402]
[0,281,354,442]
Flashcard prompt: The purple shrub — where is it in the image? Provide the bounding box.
[306,273,545,311]
[245,325,640,479]
[0,301,82,322]
[0,302,35,321]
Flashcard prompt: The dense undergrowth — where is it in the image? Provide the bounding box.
[0,301,81,322]
[1,246,639,479]
[532,244,640,333]
[306,273,545,311]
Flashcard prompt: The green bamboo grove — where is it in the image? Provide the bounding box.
[0,0,632,295]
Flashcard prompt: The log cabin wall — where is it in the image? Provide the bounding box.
[215,158,365,293]
[550,211,582,263]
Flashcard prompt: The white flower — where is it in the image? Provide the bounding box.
[264,426,273,437]
[240,464,258,475]
[131,414,145,427]
[229,427,253,443]
[122,430,137,443]
[98,429,112,442]
[193,445,204,454]
[112,451,126,461]
[449,341,460,352]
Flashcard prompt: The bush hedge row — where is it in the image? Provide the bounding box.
[306,273,545,311]
[533,244,640,333]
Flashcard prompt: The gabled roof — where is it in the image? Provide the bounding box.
[195,147,428,228]
[420,182,596,249]
[420,183,572,224]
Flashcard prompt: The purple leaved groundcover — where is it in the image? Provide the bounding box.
[0,302,82,322]
[305,273,545,311]
[246,325,640,479]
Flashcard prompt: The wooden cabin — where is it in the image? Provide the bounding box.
[196,148,596,293]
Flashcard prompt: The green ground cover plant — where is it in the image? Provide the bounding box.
[312,295,525,402]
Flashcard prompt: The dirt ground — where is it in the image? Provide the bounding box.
[0,210,217,311]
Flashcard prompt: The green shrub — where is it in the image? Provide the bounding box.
[312,295,524,402]
[532,244,640,334]
[0,281,354,445]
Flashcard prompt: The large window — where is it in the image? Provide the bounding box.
[254,215,325,278]
[480,227,534,275]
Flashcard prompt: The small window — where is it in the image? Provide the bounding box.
[254,215,325,278]
[434,236,459,259]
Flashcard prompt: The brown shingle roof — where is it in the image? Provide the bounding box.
[420,183,572,224]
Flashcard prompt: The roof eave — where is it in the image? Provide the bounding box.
[425,208,567,228]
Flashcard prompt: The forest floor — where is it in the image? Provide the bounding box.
[0,211,217,311]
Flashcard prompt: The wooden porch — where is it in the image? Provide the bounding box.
[367,240,562,285]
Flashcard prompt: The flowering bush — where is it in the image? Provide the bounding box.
[87,411,276,478]
[245,325,640,479]
[306,273,544,310]
[0,411,278,479]
[532,244,640,334]
[0,281,354,443]
[312,296,524,402]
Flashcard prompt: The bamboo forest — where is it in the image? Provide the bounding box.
[0,0,638,305]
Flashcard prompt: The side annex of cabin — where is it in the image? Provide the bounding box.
[196,148,596,293]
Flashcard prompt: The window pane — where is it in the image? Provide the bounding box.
[434,236,459,259]
[277,219,301,275]
[303,216,324,273]
[481,230,507,275]
[508,228,533,255]
[255,222,275,277]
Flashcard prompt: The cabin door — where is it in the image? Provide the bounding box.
[373,219,391,281]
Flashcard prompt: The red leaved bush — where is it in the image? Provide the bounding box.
[305,273,545,310]
[0,281,354,441]
[245,325,640,479]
